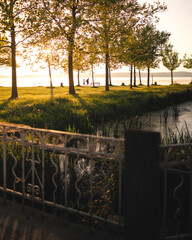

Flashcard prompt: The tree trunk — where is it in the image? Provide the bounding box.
[130,64,133,89]
[68,47,75,94]
[147,66,150,87]
[11,23,18,99]
[109,67,112,86]
[48,59,53,88]
[171,70,173,85]
[105,52,109,91]
[92,65,95,87]
[68,6,76,94]
[77,68,80,86]
[48,59,53,101]
[139,68,142,85]
[134,64,136,86]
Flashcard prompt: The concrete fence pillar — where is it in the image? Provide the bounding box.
[124,130,160,240]
[190,169,192,238]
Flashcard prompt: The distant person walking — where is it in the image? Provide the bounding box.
[86,78,89,86]
[83,79,85,85]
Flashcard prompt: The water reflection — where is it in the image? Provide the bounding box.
[97,101,192,138]
[143,101,192,136]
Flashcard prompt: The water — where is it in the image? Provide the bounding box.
[0,76,192,87]
[140,101,192,136]
[97,101,192,138]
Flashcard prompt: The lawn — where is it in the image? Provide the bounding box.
[1,84,192,133]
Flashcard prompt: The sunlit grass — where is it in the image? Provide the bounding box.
[1,84,192,133]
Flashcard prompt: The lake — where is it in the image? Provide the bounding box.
[0,76,192,87]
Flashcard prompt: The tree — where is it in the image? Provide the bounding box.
[0,0,38,98]
[0,1,17,98]
[120,31,142,88]
[27,0,96,94]
[73,47,89,86]
[89,0,143,91]
[81,32,105,87]
[162,44,182,85]
[22,41,60,89]
[135,25,169,87]
[118,25,169,87]
[0,0,19,98]
[86,52,101,87]
[183,54,192,69]
[118,2,169,87]
[53,43,89,86]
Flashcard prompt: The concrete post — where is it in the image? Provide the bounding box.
[124,130,160,240]
[189,169,192,238]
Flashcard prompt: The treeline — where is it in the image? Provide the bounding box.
[0,0,192,99]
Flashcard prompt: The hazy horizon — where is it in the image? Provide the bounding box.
[1,70,192,79]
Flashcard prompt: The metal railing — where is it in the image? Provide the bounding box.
[0,123,124,226]
[1,123,192,239]
[160,143,192,240]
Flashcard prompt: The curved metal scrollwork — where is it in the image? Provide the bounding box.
[173,170,184,236]
[50,149,58,204]
[160,144,192,239]
[27,183,40,195]
[0,123,124,226]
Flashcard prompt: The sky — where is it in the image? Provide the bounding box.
[1,0,192,76]
[138,0,192,72]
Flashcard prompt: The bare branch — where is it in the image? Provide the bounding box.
[16,33,36,46]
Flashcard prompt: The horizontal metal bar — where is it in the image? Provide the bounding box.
[160,143,192,148]
[0,186,123,228]
[160,160,192,168]
[162,233,191,240]
[0,123,124,142]
[0,138,123,160]
[161,168,191,175]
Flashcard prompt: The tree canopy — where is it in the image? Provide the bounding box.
[0,0,170,95]
[183,54,192,69]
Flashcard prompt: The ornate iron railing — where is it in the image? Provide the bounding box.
[0,123,124,226]
[160,143,192,240]
[1,123,192,238]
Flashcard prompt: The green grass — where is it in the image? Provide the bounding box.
[1,84,192,133]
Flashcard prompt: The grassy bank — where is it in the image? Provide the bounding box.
[1,84,192,133]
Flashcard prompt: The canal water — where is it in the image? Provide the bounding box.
[97,101,192,139]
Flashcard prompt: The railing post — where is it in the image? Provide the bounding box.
[189,166,192,238]
[124,130,160,240]
[2,127,7,204]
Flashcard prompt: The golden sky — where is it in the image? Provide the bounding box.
[138,0,192,72]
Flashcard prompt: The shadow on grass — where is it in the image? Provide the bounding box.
[0,99,11,111]
[73,93,89,109]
